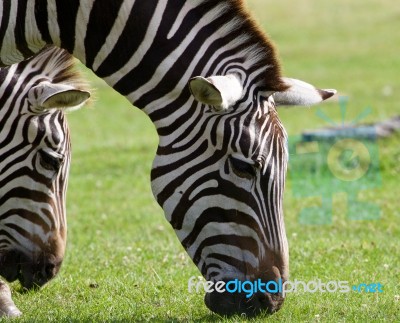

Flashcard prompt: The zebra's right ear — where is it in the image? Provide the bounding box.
[29,82,90,111]
[189,75,243,111]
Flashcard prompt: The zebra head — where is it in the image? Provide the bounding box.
[151,74,335,316]
[0,47,90,290]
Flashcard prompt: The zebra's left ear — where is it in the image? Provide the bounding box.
[273,77,336,106]
[189,75,243,111]
[29,82,90,111]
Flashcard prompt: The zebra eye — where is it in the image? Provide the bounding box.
[229,157,257,179]
[39,149,64,172]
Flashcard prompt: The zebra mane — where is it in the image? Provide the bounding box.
[202,0,289,92]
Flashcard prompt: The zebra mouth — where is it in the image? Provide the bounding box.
[204,287,284,317]
[202,273,286,317]
[0,251,57,290]
[17,272,37,290]
[17,263,55,290]
[0,251,21,283]
[0,271,19,284]
[0,255,33,288]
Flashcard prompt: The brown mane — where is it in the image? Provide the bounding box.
[224,0,289,92]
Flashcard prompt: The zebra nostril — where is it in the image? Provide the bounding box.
[45,262,56,278]
[34,271,45,284]
[256,291,273,309]
[259,293,267,303]
[29,265,54,289]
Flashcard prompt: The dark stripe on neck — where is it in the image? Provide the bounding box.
[55,0,80,53]
[35,0,52,44]
[84,0,124,69]
[94,0,159,78]
[15,1,35,58]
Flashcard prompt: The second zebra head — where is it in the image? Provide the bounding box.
[0,47,90,291]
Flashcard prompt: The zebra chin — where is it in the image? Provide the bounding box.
[204,281,285,317]
[0,250,63,290]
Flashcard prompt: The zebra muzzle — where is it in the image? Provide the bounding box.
[204,280,285,317]
[0,250,62,290]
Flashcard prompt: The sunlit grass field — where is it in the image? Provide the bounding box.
[5,0,399,321]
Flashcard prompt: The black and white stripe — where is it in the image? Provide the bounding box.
[0,0,335,316]
[0,46,90,317]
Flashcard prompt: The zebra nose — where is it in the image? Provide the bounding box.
[204,282,285,317]
[18,255,63,290]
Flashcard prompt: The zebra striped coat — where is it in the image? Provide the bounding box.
[0,0,334,316]
[0,46,90,317]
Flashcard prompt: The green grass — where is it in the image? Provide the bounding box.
[4,0,400,321]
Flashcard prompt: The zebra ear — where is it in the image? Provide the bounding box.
[273,77,336,106]
[189,75,243,111]
[29,82,90,111]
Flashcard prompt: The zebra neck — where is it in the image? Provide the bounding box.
[15,1,284,123]
[81,1,283,122]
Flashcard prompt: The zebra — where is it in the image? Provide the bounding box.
[0,0,335,316]
[0,46,90,317]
